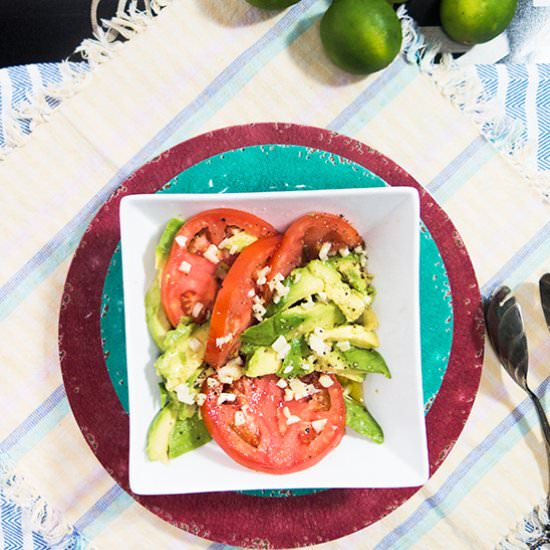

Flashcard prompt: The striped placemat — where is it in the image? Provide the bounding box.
[1,2,550,548]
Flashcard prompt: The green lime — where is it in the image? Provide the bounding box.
[245,0,300,9]
[320,0,402,75]
[440,0,518,45]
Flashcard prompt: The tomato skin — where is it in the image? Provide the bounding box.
[205,235,281,368]
[161,209,276,326]
[201,374,346,474]
[266,212,363,296]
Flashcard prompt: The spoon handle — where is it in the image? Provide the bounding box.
[527,388,550,507]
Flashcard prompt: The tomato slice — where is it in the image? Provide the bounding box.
[265,212,363,295]
[161,209,276,326]
[201,373,345,474]
[204,235,281,368]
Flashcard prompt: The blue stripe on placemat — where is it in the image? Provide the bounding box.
[536,64,550,171]
[74,485,133,540]
[0,385,66,452]
[327,58,410,131]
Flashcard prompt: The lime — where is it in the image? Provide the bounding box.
[320,0,402,75]
[245,0,300,9]
[440,0,518,45]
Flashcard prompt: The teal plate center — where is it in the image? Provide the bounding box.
[100,145,453,497]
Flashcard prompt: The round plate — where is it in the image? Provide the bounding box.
[59,123,484,548]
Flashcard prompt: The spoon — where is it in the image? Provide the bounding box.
[484,288,550,516]
[540,274,550,332]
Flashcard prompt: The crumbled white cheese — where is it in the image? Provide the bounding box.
[289,378,319,400]
[247,288,256,298]
[319,242,332,261]
[360,256,368,268]
[354,245,365,255]
[319,374,334,388]
[272,335,291,360]
[272,280,290,304]
[252,295,267,321]
[312,419,327,433]
[286,415,301,425]
[195,393,207,406]
[335,341,351,352]
[308,334,331,357]
[268,273,285,292]
[256,266,271,286]
[284,388,295,401]
[192,302,203,318]
[339,247,350,257]
[188,337,202,352]
[234,410,246,426]
[317,291,328,303]
[218,362,243,384]
[207,377,220,388]
[282,407,301,425]
[225,356,244,367]
[215,333,233,348]
[174,383,195,405]
[302,296,315,310]
[175,235,188,248]
[204,244,221,264]
[217,393,237,405]
[276,378,288,389]
[283,407,302,426]
[283,365,293,374]
[178,261,192,273]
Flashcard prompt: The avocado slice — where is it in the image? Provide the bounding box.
[267,268,325,315]
[362,308,379,331]
[245,347,281,377]
[146,403,178,462]
[342,348,391,378]
[328,253,370,293]
[317,351,367,382]
[145,218,185,351]
[155,323,209,391]
[322,325,379,349]
[307,260,366,322]
[219,231,257,254]
[241,302,345,346]
[145,273,172,352]
[344,396,384,444]
[277,337,310,379]
[168,412,212,459]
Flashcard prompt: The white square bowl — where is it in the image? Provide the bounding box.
[120,188,428,495]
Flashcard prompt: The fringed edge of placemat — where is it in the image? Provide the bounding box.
[398,6,550,203]
[0,452,91,549]
[0,0,171,162]
[497,499,550,550]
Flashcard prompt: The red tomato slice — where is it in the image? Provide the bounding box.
[161,209,276,326]
[201,373,346,474]
[265,212,363,295]
[204,235,281,368]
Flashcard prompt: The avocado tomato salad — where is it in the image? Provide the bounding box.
[145,208,390,474]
